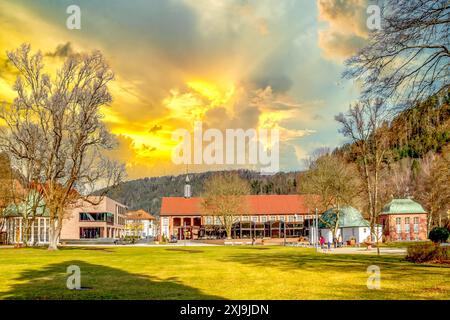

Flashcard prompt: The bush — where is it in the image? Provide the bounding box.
[406,243,449,263]
[429,227,450,243]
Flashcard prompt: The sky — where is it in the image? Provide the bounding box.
[0,0,373,180]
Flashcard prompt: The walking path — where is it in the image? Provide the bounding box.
[61,241,218,247]
[320,246,407,255]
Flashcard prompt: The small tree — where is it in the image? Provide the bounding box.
[299,152,361,244]
[429,227,449,244]
[414,146,450,229]
[201,172,251,239]
[0,154,15,240]
[335,100,389,254]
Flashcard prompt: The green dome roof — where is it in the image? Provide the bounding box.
[381,198,426,215]
[319,206,369,228]
[3,191,48,217]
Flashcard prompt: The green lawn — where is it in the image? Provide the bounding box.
[0,246,448,300]
[378,241,432,248]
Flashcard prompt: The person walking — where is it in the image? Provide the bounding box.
[338,234,343,247]
[319,235,325,248]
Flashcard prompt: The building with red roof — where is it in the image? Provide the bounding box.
[160,178,316,240]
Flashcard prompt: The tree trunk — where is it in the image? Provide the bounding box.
[226,222,232,240]
[48,217,61,251]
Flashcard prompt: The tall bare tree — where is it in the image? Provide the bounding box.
[335,100,389,253]
[344,0,449,108]
[0,44,125,250]
[0,153,14,236]
[414,147,450,229]
[201,172,251,239]
[299,152,361,243]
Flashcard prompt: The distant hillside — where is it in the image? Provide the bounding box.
[100,170,300,216]
[336,92,450,161]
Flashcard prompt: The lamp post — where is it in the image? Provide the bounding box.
[315,208,319,252]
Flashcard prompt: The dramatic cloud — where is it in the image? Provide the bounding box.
[317,0,370,61]
[0,0,363,178]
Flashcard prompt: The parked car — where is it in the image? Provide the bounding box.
[114,238,133,245]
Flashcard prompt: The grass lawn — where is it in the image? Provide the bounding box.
[0,246,448,300]
[378,241,432,248]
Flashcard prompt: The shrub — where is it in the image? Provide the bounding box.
[429,227,450,243]
[406,243,449,263]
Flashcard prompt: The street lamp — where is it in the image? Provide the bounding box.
[315,208,319,252]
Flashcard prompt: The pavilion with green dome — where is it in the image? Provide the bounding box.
[318,206,380,245]
[379,198,428,241]
[2,191,50,245]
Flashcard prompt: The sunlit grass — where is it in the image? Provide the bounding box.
[0,246,448,300]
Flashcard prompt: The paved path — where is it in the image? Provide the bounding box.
[61,241,218,247]
[320,247,407,255]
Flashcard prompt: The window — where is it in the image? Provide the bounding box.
[33,220,38,243]
[280,216,285,222]
[261,216,267,223]
[252,216,258,223]
[405,222,410,240]
[79,212,113,223]
[396,217,402,239]
[242,216,249,221]
[405,223,410,233]
[414,217,419,233]
[215,217,221,225]
[288,215,294,222]
[80,227,101,239]
[206,216,212,225]
[405,217,410,224]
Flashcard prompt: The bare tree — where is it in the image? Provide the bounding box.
[335,100,389,253]
[299,152,361,244]
[414,147,450,229]
[344,0,449,108]
[0,44,125,250]
[201,172,251,239]
[0,153,14,236]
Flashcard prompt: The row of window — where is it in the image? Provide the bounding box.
[395,217,420,225]
[79,212,125,226]
[395,217,420,234]
[116,205,127,215]
[204,215,303,225]
[5,217,50,244]
[79,212,114,223]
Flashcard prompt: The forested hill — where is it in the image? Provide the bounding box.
[336,93,450,161]
[100,170,300,216]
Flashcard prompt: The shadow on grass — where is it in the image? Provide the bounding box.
[220,248,450,279]
[0,260,224,300]
[218,248,450,299]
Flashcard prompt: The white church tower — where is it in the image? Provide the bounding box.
[184,175,191,198]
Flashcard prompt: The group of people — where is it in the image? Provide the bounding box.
[319,234,344,249]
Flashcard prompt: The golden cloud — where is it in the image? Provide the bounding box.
[317,0,369,61]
